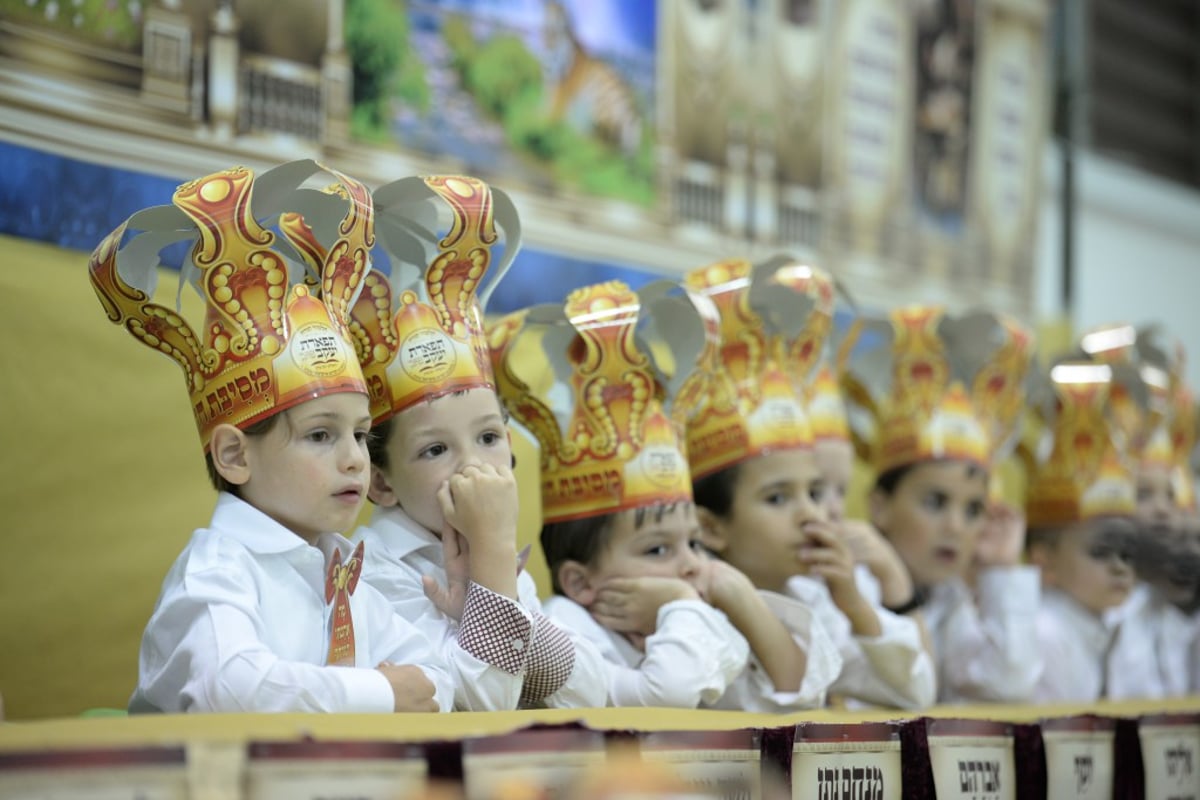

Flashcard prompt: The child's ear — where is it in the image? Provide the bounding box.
[368,465,399,507]
[558,561,597,607]
[694,506,729,555]
[210,424,251,486]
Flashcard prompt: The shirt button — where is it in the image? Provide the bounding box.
[511,639,525,652]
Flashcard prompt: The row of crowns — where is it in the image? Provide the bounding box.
[92,162,1195,529]
[488,256,844,523]
[90,162,518,452]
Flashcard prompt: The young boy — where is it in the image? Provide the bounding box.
[348,176,608,710]
[1023,361,1139,702]
[494,279,841,710]
[845,306,1042,704]
[90,162,454,713]
[685,258,934,710]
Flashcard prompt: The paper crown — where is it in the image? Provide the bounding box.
[489,280,708,524]
[681,256,834,479]
[838,306,1031,475]
[89,160,373,452]
[348,176,520,424]
[1024,361,1136,527]
[808,365,851,443]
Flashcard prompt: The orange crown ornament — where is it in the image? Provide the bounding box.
[1024,361,1136,527]
[489,280,709,524]
[1130,324,1199,510]
[838,306,1029,475]
[89,160,373,452]
[682,256,834,479]
[348,176,520,424]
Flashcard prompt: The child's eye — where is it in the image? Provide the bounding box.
[922,492,947,511]
[643,544,668,557]
[419,443,447,459]
[688,538,707,554]
[965,500,986,520]
[480,430,502,446]
[355,430,371,445]
[808,481,826,502]
[306,430,330,444]
[764,491,788,506]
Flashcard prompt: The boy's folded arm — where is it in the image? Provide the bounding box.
[841,610,937,709]
[142,596,399,713]
[608,599,749,708]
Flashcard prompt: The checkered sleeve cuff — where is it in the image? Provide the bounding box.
[519,611,576,705]
[457,582,533,675]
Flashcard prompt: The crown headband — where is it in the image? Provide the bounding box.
[490,280,707,524]
[682,256,834,479]
[1025,361,1135,527]
[348,176,520,424]
[89,160,372,452]
[839,306,1028,475]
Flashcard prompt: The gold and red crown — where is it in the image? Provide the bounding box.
[681,257,834,479]
[1025,361,1136,527]
[838,306,1028,475]
[489,280,708,524]
[348,176,520,424]
[808,365,851,443]
[89,160,372,452]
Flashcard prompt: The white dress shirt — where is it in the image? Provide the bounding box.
[130,493,454,713]
[783,566,937,709]
[1032,588,1120,703]
[543,595,750,708]
[353,506,609,710]
[922,566,1042,704]
[1107,583,1199,700]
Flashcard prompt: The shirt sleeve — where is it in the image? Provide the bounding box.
[360,545,537,712]
[608,600,750,708]
[133,563,399,714]
[732,591,842,712]
[518,575,609,709]
[940,566,1042,703]
[835,607,937,710]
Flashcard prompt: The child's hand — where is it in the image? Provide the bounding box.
[437,463,519,550]
[705,559,759,617]
[377,663,439,712]
[422,526,470,621]
[839,519,914,608]
[800,522,883,637]
[591,576,699,635]
[438,463,520,600]
[972,502,1026,570]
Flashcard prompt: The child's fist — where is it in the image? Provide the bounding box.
[377,663,439,712]
[437,463,519,549]
[591,576,699,635]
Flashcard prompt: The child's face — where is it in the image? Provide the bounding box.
[705,448,827,593]
[370,388,512,534]
[813,439,854,522]
[870,460,988,587]
[1035,519,1136,615]
[583,504,710,598]
[240,392,372,544]
[1135,466,1177,531]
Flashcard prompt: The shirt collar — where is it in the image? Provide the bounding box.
[363,505,443,564]
[209,492,315,556]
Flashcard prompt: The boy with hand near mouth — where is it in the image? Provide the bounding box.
[350,176,608,710]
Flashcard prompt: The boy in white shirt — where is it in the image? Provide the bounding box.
[90,161,453,713]
[1021,361,1140,702]
[347,176,607,710]
[493,279,840,709]
[686,259,934,710]
[846,307,1042,704]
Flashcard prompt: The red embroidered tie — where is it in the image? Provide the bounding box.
[324,541,365,666]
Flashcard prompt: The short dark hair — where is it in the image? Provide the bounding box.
[540,503,689,594]
[873,460,985,496]
[203,413,284,494]
[540,514,618,595]
[691,464,742,518]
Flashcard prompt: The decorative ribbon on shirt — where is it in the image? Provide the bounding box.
[324,541,365,666]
